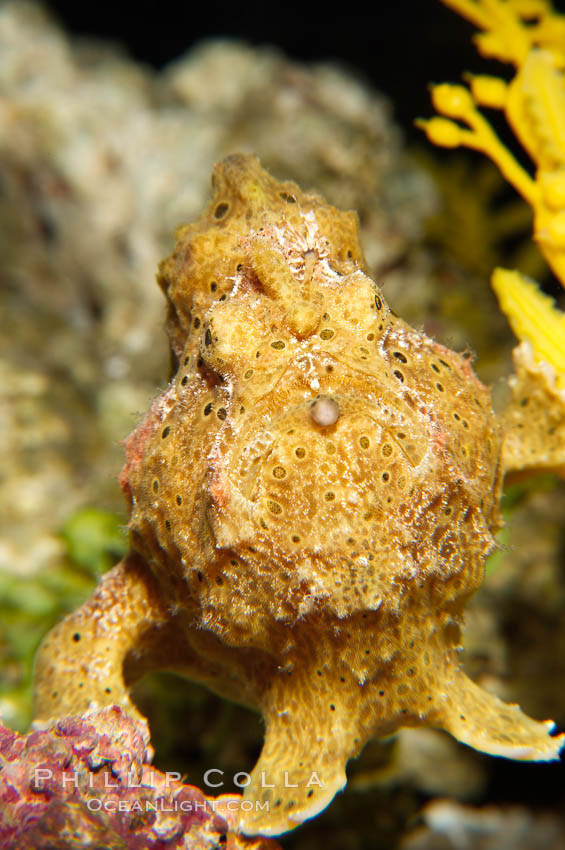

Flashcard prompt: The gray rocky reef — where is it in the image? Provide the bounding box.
[0,0,435,578]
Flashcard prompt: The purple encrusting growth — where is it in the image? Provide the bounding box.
[0,706,275,850]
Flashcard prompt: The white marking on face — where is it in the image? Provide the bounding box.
[310,396,340,426]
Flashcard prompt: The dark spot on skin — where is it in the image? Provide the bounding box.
[205,329,213,347]
[280,192,296,203]
[165,520,171,530]
[176,495,182,505]
[393,370,404,382]
[214,202,229,219]
[330,704,336,711]
[307,789,314,798]
[217,408,227,420]
[162,426,170,439]
[204,403,213,416]
[393,351,407,363]
[194,317,201,329]
[375,294,382,310]
[73,633,81,642]
[197,572,203,582]
[105,687,112,694]
[181,375,189,386]
[211,282,217,292]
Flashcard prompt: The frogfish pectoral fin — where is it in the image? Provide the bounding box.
[433,667,565,761]
[237,673,357,836]
[238,721,347,837]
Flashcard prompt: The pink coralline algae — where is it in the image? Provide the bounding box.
[0,705,278,850]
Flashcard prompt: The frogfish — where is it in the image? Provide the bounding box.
[34,155,565,836]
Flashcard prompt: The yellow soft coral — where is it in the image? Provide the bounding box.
[420,0,565,405]
[492,268,565,386]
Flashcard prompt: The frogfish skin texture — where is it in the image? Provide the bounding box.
[34,155,565,837]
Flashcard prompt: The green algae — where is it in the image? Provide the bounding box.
[0,507,127,730]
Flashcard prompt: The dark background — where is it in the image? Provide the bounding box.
[42,0,513,140]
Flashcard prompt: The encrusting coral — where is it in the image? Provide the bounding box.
[33,154,565,837]
[0,705,278,850]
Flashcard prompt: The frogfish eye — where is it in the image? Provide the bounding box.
[310,396,340,427]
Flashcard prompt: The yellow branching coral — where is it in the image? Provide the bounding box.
[492,268,565,386]
[420,0,565,473]
[421,1,565,288]
[440,0,565,66]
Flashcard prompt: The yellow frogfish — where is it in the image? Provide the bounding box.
[34,155,565,836]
